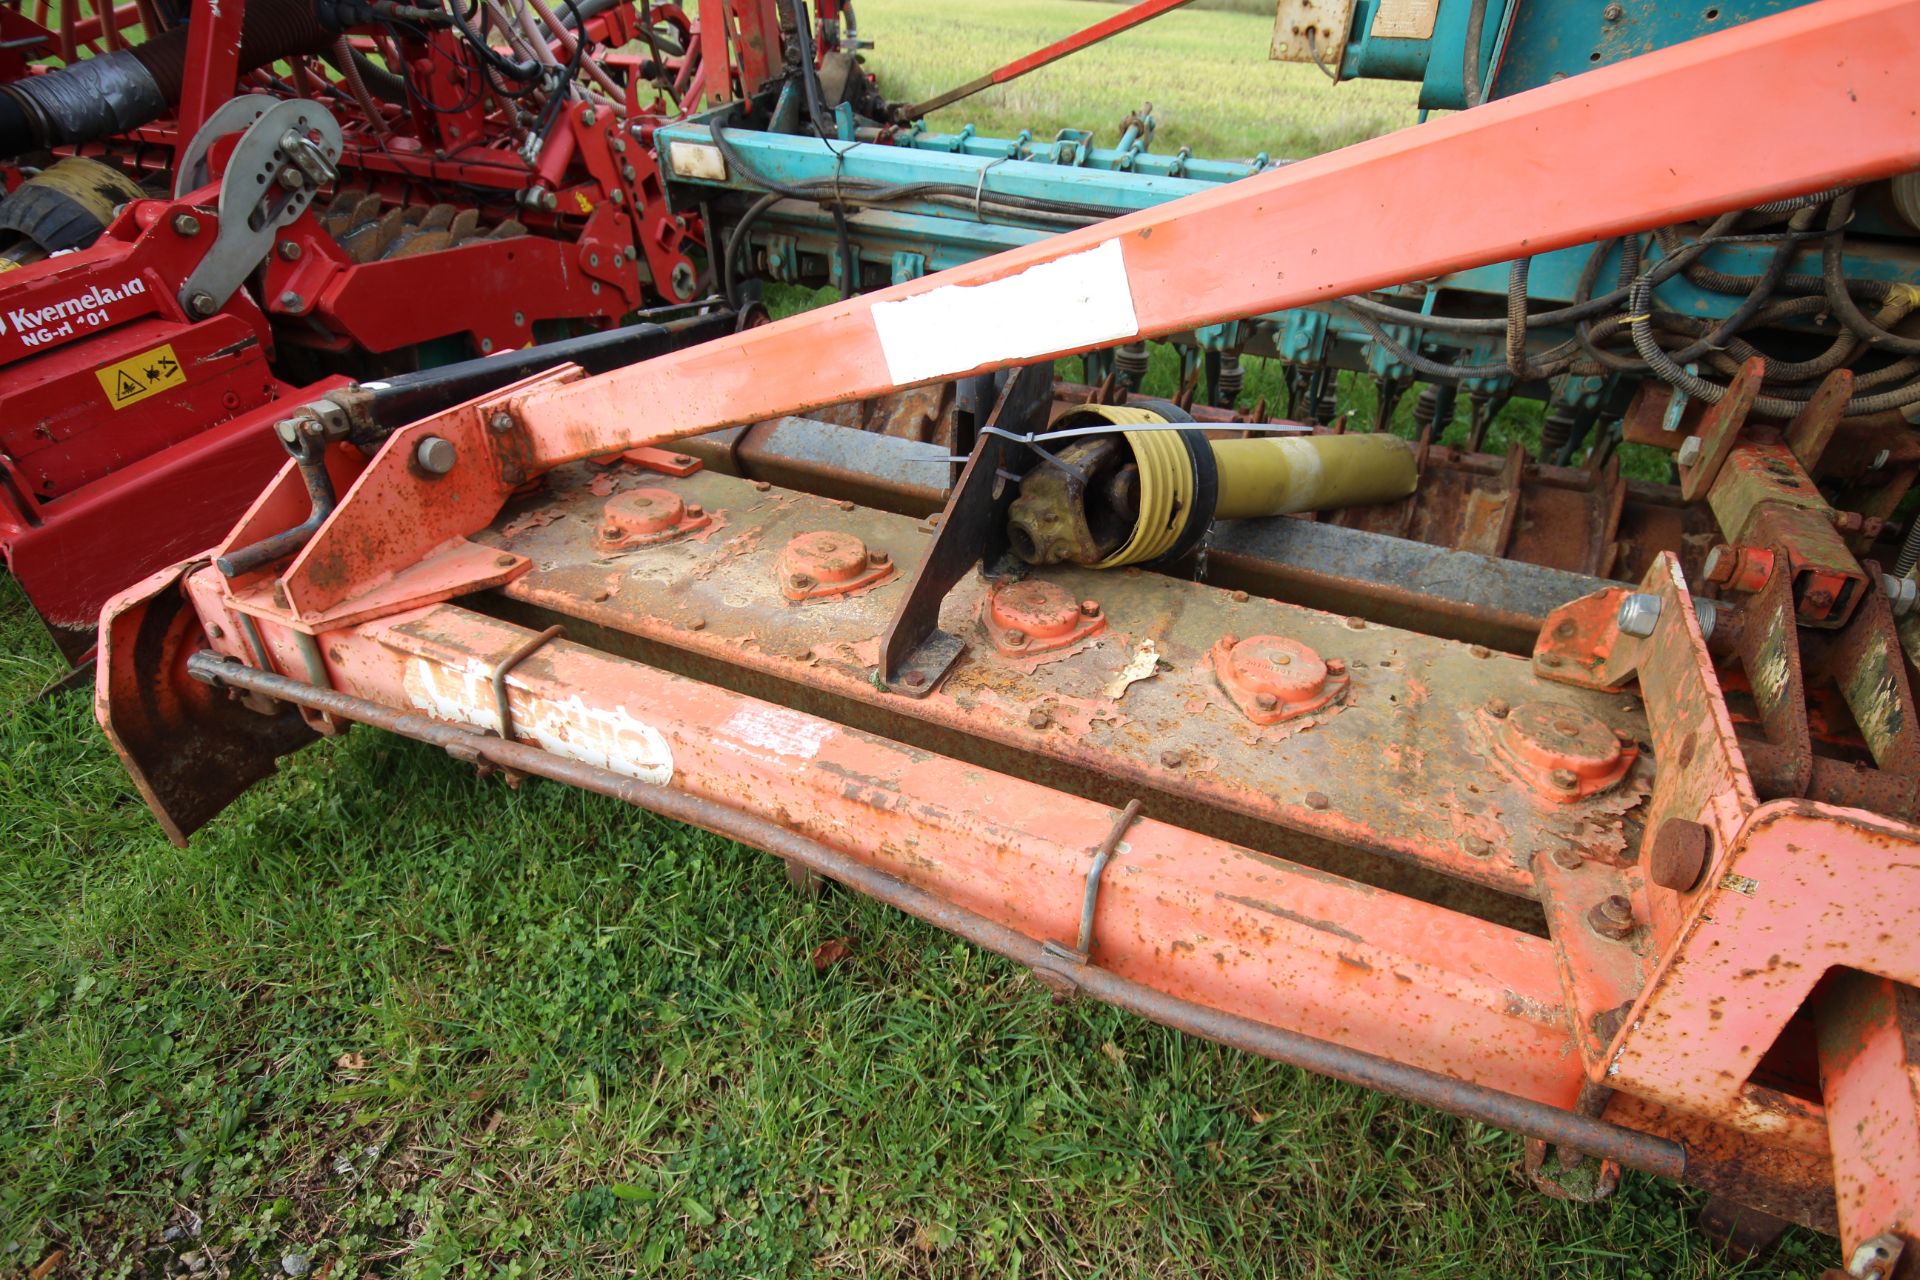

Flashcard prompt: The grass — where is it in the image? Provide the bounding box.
[0,2,1800,1276]
[860,0,1421,161]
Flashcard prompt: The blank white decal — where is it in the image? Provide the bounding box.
[870,239,1138,385]
[405,656,673,784]
[666,140,727,181]
[720,706,835,760]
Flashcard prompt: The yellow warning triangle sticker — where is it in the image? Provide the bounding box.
[113,369,144,401]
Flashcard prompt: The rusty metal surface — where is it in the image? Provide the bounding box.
[476,461,1653,901]
[94,560,317,845]
[1815,969,1920,1259]
[187,648,1691,1181]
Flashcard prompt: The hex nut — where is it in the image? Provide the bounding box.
[1616,592,1662,637]
[1587,894,1637,940]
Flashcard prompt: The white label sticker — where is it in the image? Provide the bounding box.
[720,705,835,760]
[405,656,673,784]
[870,239,1138,385]
[666,140,728,182]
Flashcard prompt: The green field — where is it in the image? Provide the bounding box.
[0,2,1810,1276]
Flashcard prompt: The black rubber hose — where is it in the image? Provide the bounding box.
[442,0,544,86]
[1627,277,1920,416]
[1339,210,1744,337]
[1341,301,1581,382]
[1823,190,1920,355]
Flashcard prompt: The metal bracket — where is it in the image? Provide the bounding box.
[177,98,343,316]
[490,625,566,743]
[1038,799,1144,990]
[877,362,1049,696]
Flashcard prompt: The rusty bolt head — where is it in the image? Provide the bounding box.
[1646,817,1711,892]
[1550,768,1581,792]
[1304,791,1330,811]
[752,480,772,491]
[1550,845,1583,871]
[1160,748,1187,770]
[1080,599,1101,618]
[869,549,891,567]
[1469,644,1492,659]
[1463,835,1493,858]
[600,524,621,540]
[901,670,927,688]
[1553,618,1577,639]
[494,554,516,569]
[686,616,706,632]
[1324,658,1346,675]
[1345,616,1366,630]
[1539,653,1564,668]
[1230,590,1250,603]
[489,411,517,434]
[673,454,694,466]
[1702,545,1735,584]
[1486,697,1511,719]
[686,503,705,519]
[172,212,202,236]
[1027,707,1051,729]
[788,573,816,592]
[278,239,302,261]
[1588,894,1636,940]
[838,499,856,511]
[1254,692,1279,712]
[1004,628,1029,648]
[185,289,217,317]
[1602,2,1623,19]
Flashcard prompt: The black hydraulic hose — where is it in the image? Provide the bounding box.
[1626,277,1920,416]
[721,192,782,306]
[185,648,1691,1184]
[1341,301,1580,382]
[1339,210,1744,337]
[1823,191,1920,355]
[786,0,860,294]
[442,0,544,86]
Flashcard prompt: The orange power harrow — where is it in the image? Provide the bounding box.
[100,0,1920,1270]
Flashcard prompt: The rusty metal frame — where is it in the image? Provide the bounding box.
[94,0,1920,1267]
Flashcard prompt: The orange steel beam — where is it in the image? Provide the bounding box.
[250,0,1920,624]
[176,594,1592,1104]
